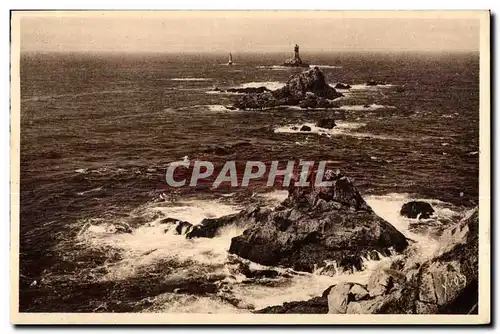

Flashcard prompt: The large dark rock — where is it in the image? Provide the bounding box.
[234,67,343,110]
[299,125,311,132]
[186,206,269,239]
[160,218,192,235]
[400,201,435,219]
[316,118,336,129]
[228,170,409,272]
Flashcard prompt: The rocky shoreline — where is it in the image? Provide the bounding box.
[158,168,478,314]
[254,207,479,314]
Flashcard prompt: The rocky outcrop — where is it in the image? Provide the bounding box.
[234,67,343,110]
[326,206,479,314]
[228,170,408,272]
[186,206,269,239]
[400,201,435,219]
[255,296,328,314]
[316,118,336,129]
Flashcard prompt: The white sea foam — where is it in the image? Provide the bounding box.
[77,199,243,281]
[239,81,285,91]
[309,64,342,69]
[339,104,396,111]
[76,190,462,313]
[205,105,235,112]
[274,121,365,137]
[170,78,213,81]
[349,83,395,90]
[274,122,404,141]
[258,190,289,206]
[256,65,292,71]
[365,193,460,260]
[205,90,243,95]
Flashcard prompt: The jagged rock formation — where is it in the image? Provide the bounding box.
[326,206,479,314]
[282,44,310,68]
[228,169,408,272]
[234,67,343,110]
[168,169,408,273]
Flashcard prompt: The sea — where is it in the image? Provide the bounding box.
[19,51,479,312]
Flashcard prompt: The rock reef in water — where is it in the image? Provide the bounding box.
[282,44,310,68]
[213,86,270,94]
[334,83,351,89]
[234,67,343,110]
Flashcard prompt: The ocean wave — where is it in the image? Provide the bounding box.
[256,65,292,71]
[309,64,342,69]
[77,199,243,282]
[274,121,407,141]
[206,105,237,112]
[274,121,365,137]
[339,104,396,111]
[23,89,138,102]
[71,190,462,313]
[170,78,213,81]
[239,81,285,91]
[366,193,461,259]
[350,83,395,90]
[205,91,243,95]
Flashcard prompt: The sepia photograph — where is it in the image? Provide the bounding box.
[10,10,490,324]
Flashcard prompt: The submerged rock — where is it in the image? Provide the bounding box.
[234,67,342,110]
[299,125,311,132]
[161,218,193,235]
[316,118,336,129]
[334,83,351,89]
[400,201,435,219]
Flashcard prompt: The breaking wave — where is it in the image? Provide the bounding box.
[170,78,213,82]
[339,104,396,111]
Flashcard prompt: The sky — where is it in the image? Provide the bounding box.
[19,11,481,53]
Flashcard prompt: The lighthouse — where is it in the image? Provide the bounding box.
[282,44,310,68]
[294,44,302,62]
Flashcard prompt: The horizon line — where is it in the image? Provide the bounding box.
[19,49,479,55]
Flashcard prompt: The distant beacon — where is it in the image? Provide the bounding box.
[282,44,310,68]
